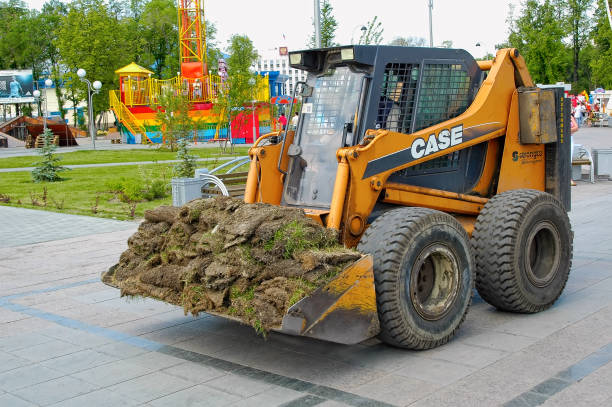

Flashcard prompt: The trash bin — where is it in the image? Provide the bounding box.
[171,177,206,207]
[594,149,612,179]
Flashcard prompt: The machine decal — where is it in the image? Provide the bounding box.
[362,122,504,179]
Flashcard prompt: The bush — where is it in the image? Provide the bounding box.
[106,176,168,203]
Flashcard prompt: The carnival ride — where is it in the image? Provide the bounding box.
[110,0,270,144]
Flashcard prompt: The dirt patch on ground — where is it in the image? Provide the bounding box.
[102,196,360,334]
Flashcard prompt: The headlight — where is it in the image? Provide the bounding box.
[289,53,302,65]
[341,47,354,61]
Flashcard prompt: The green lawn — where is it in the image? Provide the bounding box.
[0,159,249,220]
[0,147,250,169]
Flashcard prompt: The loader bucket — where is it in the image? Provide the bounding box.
[276,255,380,345]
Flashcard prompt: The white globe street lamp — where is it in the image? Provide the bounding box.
[33,79,53,130]
[77,68,101,149]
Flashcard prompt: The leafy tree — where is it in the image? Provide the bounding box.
[359,16,384,45]
[508,0,569,85]
[56,0,135,122]
[0,0,28,70]
[205,21,223,75]
[214,35,258,149]
[141,0,177,78]
[566,0,593,87]
[440,40,453,48]
[389,36,426,47]
[174,138,197,178]
[154,90,193,151]
[309,0,338,48]
[590,0,612,88]
[31,128,68,182]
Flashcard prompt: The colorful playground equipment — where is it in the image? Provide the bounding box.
[109,0,271,144]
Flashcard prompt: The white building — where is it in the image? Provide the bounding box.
[253,47,307,96]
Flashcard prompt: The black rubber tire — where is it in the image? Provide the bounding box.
[357,207,473,350]
[472,189,573,313]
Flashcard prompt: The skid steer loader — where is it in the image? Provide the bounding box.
[240,46,573,349]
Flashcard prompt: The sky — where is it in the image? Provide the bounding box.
[24,0,522,59]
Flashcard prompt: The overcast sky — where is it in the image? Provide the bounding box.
[25,0,522,59]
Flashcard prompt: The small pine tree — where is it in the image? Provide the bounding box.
[173,138,197,178]
[31,129,68,182]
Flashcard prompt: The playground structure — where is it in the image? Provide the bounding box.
[109,0,271,145]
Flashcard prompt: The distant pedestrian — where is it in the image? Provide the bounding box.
[574,103,584,127]
[290,112,299,129]
[278,113,287,130]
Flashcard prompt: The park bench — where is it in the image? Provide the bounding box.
[201,171,248,198]
[572,143,595,183]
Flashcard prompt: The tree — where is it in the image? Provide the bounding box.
[154,90,193,151]
[309,0,338,48]
[56,0,135,124]
[31,128,68,182]
[440,40,453,48]
[508,0,569,85]
[389,36,426,47]
[359,16,384,45]
[141,0,177,78]
[205,21,223,75]
[214,35,259,149]
[0,0,28,70]
[566,0,593,87]
[590,0,612,88]
[174,138,197,178]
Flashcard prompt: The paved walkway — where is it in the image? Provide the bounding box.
[0,206,137,248]
[0,156,240,173]
[0,139,250,159]
[0,182,611,406]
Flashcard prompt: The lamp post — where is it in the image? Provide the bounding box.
[428,0,434,47]
[77,68,102,149]
[248,77,257,141]
[32,78,53,131]
[351,25,367,45]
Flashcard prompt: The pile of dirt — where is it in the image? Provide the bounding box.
[102,196,360,334]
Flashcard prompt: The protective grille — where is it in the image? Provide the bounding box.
[413,63,471,131]
[376,63,419,134]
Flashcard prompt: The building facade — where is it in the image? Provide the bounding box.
[253,47,307,96]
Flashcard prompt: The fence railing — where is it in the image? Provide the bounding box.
[118,74,270,108]
[109,90,150,143]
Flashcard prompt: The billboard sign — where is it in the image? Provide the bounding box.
[0,69,35,104]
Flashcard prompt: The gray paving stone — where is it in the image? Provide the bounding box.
[394,357,476,386]
[0,364,64,391]
[11,338,83,362]
[230,386,304,407]
[48,388,142,407]
[0,332,51,353]
[148,383,242,407]
[71,359,155,388]
[12,375,98,405]
[352,373,439,406]
[162,361,225,384]
[420,341,509,368]
[41,326,114,348]
[0,351,32,373]
[0,206,137,248]
[108,371,195,403]
[206,373,276,398]
[0,309,30,324]
[96,341,149,358]
[40,349,118,374]
[0,393,37,407]
[125,351,185,370]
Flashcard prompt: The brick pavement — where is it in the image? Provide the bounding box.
[0,181,611,406]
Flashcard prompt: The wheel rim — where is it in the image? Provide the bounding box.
[408,244,460,321]
[525,221,561,287]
